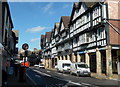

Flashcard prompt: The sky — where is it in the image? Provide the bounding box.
[8,2,74,51]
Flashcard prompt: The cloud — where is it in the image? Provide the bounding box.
[63,4,70,8]
[43,3,55,14]
[26,26,49,33]
[43,3,53,12]
[30,38,39,42]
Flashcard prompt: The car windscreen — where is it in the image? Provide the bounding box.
[39,64,44,66]
[77,64,88,68]
[62,63,71,67]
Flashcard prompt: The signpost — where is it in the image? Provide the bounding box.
[22,43,29,66]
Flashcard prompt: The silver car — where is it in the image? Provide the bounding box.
[39,64,45,69]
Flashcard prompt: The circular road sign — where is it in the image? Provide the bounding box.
[22,43,29,50]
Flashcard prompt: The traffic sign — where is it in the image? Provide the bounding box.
[22,43,29,50]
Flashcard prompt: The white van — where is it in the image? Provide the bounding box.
[57,60,71,73]
[70,62,91,76]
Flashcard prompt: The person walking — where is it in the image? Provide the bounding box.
[14,63,19,77]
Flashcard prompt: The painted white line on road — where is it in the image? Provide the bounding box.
[33,69,83,86]
[81,83,91,86]
[26,73,37,85]
[32,69,99,87]
[33,69,70,82]
[47,71,50,72]
[68,81,82,86]
[33,70,51,77]
[57,73,62,75]
[63,74,68,76]
[35,75,41,78]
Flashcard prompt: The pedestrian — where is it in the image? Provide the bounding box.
[8,59,14,75]
[14,63,19,77]
[6,60,9,74]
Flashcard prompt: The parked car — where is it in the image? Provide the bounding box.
[57,60,72,73]
[55,65,58,69]
[39,64,45,69]
[34,64,39,67]
[70,62,91,76]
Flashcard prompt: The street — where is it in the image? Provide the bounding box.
[26,67,119,87]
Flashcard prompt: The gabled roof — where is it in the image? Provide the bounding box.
[41,35,45,44]
[45,32,52,42]
[55,22,60,29]
[51,29,54,40]
[70,2,82,23]
[40,35,45,48]
[41,35,45,39]
[80,0,97,7]
[74,2,79,9]
[54,22,60,32]
[61,16,70,28]
[85,2,97,7]
[52,29,54,32]
[70,2,97,24]
[59,16,70,32]
[54,22,60,35]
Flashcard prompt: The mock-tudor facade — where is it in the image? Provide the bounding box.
[56,16,71,61]
[40,0,120,79]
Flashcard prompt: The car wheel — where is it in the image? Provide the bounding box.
[70,71,72,75]
[88,74,91,77]
[57,68,59,72]
[76,73,79,77]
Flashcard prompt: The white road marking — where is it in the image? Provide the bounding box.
[32,69,99,87]
[68,81,82,86]
[47,71,50,72]
[26,73,37,85]
[57,73,62,75]
[35,75,41,78]
[81,83,91,86]
[63,74,68,76]
[33,70,51,77]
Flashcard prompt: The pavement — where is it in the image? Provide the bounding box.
[5,71,30,87]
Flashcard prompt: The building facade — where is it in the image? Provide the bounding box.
[42,32,52,68]
[0,1,18,86]
[40,0,120,79]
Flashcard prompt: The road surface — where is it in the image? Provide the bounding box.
[26,67,120,87]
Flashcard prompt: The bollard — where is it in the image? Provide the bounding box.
[19,66,26,82]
